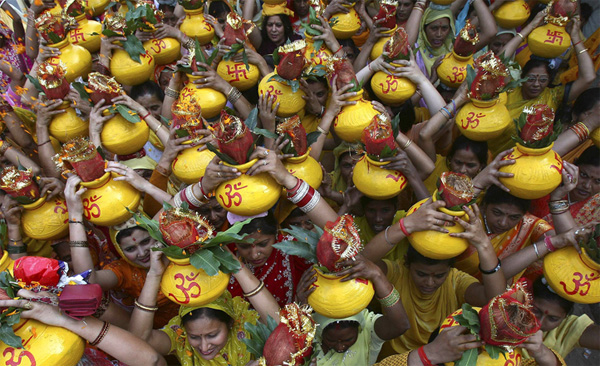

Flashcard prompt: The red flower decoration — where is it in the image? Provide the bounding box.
[436,172,474,209]
[159,208,214,254]
[277,40,307,81]
[211,111,255,165]
[383,26,411,61]
[453,20,479,57]
[373,0,398,30]
[276,115,308,156]
[362,114,397,157]
[0,166,40,201]
[13,257,61,287]
[519,104,555,143]
[316,215,362,272]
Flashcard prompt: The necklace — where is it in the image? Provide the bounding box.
[483,213,492,234]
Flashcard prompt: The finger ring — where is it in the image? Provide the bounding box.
[264,150,269,156]
[217,172,221,178]
[263,161,268,166]
[23,301,33,310]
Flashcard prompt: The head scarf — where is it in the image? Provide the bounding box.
[416,6,455,77]
[163,291,260,366]
[109,215,147,268]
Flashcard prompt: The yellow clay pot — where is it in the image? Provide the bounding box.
[543,247,600,304]
[440,308,523,366]
[331,5,362,40]
[21,195,69,240]
[528,23,570,59]
[217,58,260,91]
[308,266,374,319]
[179,74,227,119]
[68,15,102,53]
[258,72,306,117]
[180,7,215,45]
[437,51,474,88]
[406,193,469,260]
[498,143,563,199]
[493,0,530,29]
[49,101,89,143]
[215,159,280,216]
[79,171,141,226]
[100,112,150,155]
[304,33,333,66]
[282,149,323,195]
[161,256,230,306]
[455,98,510,141]
[0,319,85,366]
[143,37,181,66]
[371,64,416,105]
[591,128,600,148]
[171,142,216,184]
[85,0,110,16]
[110,49,155,86]
[48,39,92,83]
[333,90,379,142]
[370,26,396,61]
[352,155,407,199]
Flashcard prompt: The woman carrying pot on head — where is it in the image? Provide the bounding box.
[128,249,280,366]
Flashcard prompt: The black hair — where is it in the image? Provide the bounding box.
[338,38,359,57]
[323,320,360,334]
[261,14,294,44]
[182,307,233,328]
[208,0,231,17]
[405,245,454,267]
[239,211,278,236]
[575,145,600,167]
[482,185,531,214]
[158,3,175,13]
[130,80,165,102]
[360,196,398,210]
[533,277,574,315]
[521,59,554,80]
[572,87,600,119]
[448,135,489,168]
[115,226,146,245]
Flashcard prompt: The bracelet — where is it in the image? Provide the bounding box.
[90,321,111,347]
[384,226,394,246]
[141,111,151,120]
[440,107,452,119]
[316,126,328,135]
[6,245,27,254]
[399,218,410,236]
[134,298,159,312]
[9,238,22,244]
[451,99,457,116]
[287,179,309,203]
[572,40,583,47]
[165,87,180,99]
[569,122,590,142]
[227,87,242,104]
[243,281,265,297]
[378,287,400,307]
[37,140,51,147]
[69,240,89,248]
[186,185,208,207]
[153,123,165,134]
[578,48,588,54]
[176,188,199,210]
[69,219,84,225]
[418,346,434,366]
[516,32,526,42]
[413,5,424,13]
[287,177,302,196]
[548,199,569,215]
[479,258,501,275]
[533,242,540,259]
[544,234,556,252]
[335,44,343,54]
[401,139,412,150]
[198,176,212,200]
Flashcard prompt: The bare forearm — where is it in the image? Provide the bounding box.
[129,272,161,340]
[478,243,506,300]
[234,265,280,323]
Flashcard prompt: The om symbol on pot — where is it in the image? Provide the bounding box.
[168,272,202,304]
[446,66,466,84]
[460,112,485,130]
[3,349,36,366]
[148,39,167,54]
[82,195,102,220]
[560,271,600,296]
[378,74,398,94]
[219,182,248,208]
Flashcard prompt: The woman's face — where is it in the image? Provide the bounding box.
[448,148,482,178]
[483,203,525,234]
[119,229,155,268]
[408,261,451,295]
[530,298,567,332]
[307,80,328,106]
[185,316,230,360]
[266,16,285,45]
[340,152,362,185]
[365,200,396,234]
[570,164,600,202]
[321,325,359,354]
[396,0,415,22]
[235,231,277,267]
[135,93,163,120]
[489,33,513,56]
[283,214,314,231]
[293,0,310,18]
[196,197,228,229]
[425,18,451,49]
[522,65,550,100]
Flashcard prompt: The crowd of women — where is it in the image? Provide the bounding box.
[0,0,598,364]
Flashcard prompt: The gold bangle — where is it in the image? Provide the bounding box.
[516,32,526,42]
[134,299,159,312]
[317,126,327,135]
[401,139,412,150]
[578,48,588,54]
[153,123,165,134]
[165,87,180,99]
[69,240,89,247]
[243,281,265,297]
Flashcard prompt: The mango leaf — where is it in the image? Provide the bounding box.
[123,35,146,63]
[154,245,188,259]
[115,104,141,123]
[242,316,277,358]
[203,218,254,246]
[10,196,36,205]
[0,323,22,349]
[485,344,506,360]
[175,128,190,138]
[391,112,400,138]
[454,347,478,366]
[453,303,481,335]
[0,219,7,247]
[71,81,92,105]
[190,249,219,275]
[224,43,244,61]
[97,146,107,160]
[127,207,165,245]
[282,224,323,244]
[209,246,241,273]
[245,107,259,132]
[205,143,239,165]
[465,65,476,90]
[102,29,122,37]
[254,128,278,140]
[273,241,318,264]
[207,48,219,66]
[272,48,280,67]
[0,271,20,299]
[25,74,44,93]
[242,49,249,71]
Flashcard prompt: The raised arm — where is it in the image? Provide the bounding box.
[105,162,172,204]
[564,17,596,103]
[553,104,600,156]
[499,9,546,58]
[471,0,497,51]
[406,0,426,46]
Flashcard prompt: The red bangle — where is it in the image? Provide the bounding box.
[296,186,315,208]
[399,218,410,237]
[335,44,343,54]
[179,187,199,210]
[141,111,151,120]
[573,40,583,47]
[287,178,302,196]
[544,235,556,252]
[418,346,434,366]
[198,176,210,199]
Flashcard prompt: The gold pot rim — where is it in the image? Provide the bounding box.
[222,158,258,172]
[514,142,554,156]
[21,194,48,210]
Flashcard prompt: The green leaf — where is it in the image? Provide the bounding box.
[485,344,504,360]
[290,80,300,93]
[205,143,239,165]
[242,316,278,358]
[48,32,62,44]
[0,323,23,349]
[241,337,264,358]
[123,35,146,63]
[306,131,321,147]
[0,219,7,247]
[162,201,174,211]
[189,248,219,275]
[175,128,190,138]
[224,43,244,61]
[273,241,318,264]
[454,347,478,366]
[209,246,241,273]
[26,74,43,94]
[71,81,92,105]
[465,64,476,89]
[245,108,259,132]
[154,245,188,259]
[97,146,107,160]
[207,48,219,66]
[272,47,280,67]
[127,208,165,245]
[116,104,142,123]
[102,29,122,37]
[10,196,36,205]
[204,218,254,246]
[242,49,249,71]
[254,128,278,140]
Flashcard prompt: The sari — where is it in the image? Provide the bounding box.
[379,259,478,358]
[415,7,455,78]
[313,309,385,365]
[162,292,259,366]
[454,213,553,282]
